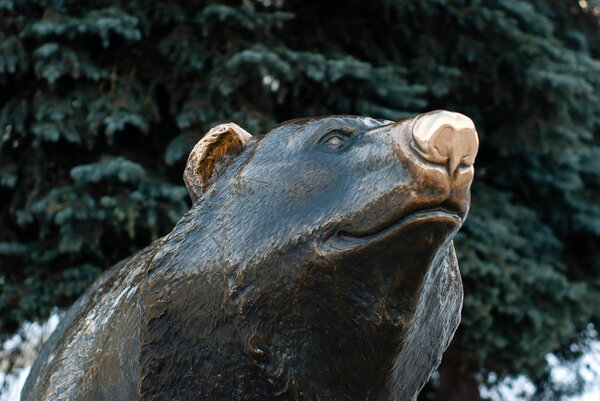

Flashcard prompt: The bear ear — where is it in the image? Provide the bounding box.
[184,122,253,203]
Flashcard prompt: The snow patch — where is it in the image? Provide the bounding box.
[481,328,600,401]
[0,313,61,401]
[0,367,30,401]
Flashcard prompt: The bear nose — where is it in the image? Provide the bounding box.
[411,110,479,175]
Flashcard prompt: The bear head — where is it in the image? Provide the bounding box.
[139,110,478,401]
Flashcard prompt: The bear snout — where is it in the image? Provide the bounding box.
[411,110,479,175]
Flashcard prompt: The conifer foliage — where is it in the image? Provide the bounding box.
[0,0,599,399]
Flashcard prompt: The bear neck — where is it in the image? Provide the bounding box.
[140,192,460,401]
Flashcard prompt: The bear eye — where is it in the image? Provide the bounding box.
[320,131,348,150]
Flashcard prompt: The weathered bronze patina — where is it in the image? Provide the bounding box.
[22,110,478,401]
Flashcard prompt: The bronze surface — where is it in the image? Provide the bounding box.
[23,110,478,401]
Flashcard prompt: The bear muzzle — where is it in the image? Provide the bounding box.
[410,110,479,176]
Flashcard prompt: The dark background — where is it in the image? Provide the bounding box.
[0,0,599,400]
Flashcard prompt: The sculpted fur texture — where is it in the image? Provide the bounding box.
[23,110,478,401]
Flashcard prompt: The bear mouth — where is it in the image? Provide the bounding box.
[321,207,462,253]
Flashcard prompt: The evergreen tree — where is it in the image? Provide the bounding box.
[0,0,598,399]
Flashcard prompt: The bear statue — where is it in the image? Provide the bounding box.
[22,110,479,401]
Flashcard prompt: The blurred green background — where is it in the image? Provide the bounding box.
[0,0,599,400]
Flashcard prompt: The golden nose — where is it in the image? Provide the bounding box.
[411,110,479,175]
